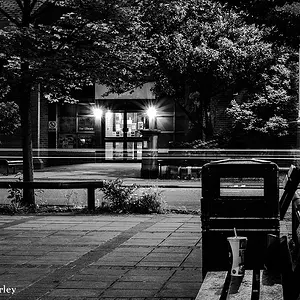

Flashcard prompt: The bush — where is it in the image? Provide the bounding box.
[100,179,164,214]
[101,178,137,212]
[4,175,31,213]
[128,188,164,214]
[169,139,219,149]
[7,184,23,210]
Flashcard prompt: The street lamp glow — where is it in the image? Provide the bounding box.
[93,107,103,119]
[146,106,157,119]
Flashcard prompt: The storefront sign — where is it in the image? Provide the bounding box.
[78,117,94,131]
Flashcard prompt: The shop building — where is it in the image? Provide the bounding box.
[8,82,186,166]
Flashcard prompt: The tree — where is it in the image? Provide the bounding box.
[219,0,300,48]
[0,101,21,138]
[0,0,150,206]
[135,0,293,141]
[213,1,300,146]
[0,53,20,145]
[226,51,298,148]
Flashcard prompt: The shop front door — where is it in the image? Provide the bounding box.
[104,111,145,160]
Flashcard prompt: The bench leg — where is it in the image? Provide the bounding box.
[87,187,95,211]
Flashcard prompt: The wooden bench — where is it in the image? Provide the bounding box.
[196,270,283,300]
[0,181,103,210]
[0,159,23,175]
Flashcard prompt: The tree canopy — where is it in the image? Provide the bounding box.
[132,0,297,141]
[0,0,151,205]
[0,101,20,137]
[0,0,298,205]
[226,51,297,148]
[219,0,300,48]
[0,0,150,102]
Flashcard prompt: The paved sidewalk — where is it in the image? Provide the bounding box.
[0,163,293,299]
[0,213,293,300]
[0,214,202,300]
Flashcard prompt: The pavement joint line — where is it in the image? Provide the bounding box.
[177,248,194,268]
[95,266,203,298]
[152,268,177,297]
[0,216,45,230]
[8,215,164,300]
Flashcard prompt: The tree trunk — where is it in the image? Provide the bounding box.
[19,0,35,206]
[20,62,35,206]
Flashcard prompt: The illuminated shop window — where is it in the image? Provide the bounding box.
[105,112,124,137]
[105,112,145,138]
[127,142,143,160]
[104,142,123,160]
[137,142,143,160]
[127,142,135,160]
[127,112,145,137]
[105,141,143,160]
[105,142,113,160]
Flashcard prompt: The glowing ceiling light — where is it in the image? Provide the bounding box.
[146,106,157,119]
[93,107,103,119]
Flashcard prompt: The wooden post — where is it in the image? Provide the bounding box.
[87,187,95,211]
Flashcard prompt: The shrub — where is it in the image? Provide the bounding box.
[169,139,219,149]
[5,175,25,213]
[101,178,137,212]
[100,179,164,213]
[2,174,37,214]
[128,188,165,214]
[7,184,23,210]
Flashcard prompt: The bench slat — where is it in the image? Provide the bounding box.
[196,270,283,300]
[260,271,283,300]
[228,270,252,300]
[195,271,227,300]
[7,161,23,165]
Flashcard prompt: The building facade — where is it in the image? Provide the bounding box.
[47,83,189,164]
[0,82,187,166]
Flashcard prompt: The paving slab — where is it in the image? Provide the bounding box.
[0,214,204,299]
[0,208,292,300]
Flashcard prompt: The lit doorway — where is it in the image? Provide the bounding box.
[104,111,146,160]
